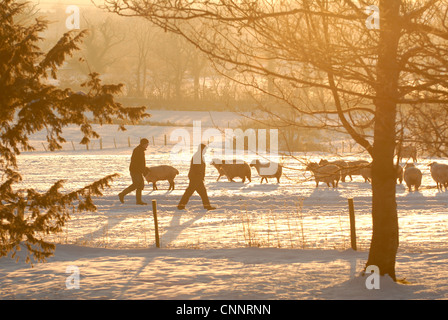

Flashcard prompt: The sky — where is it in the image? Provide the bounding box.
[31,0,96,4]
[30,0,98,8]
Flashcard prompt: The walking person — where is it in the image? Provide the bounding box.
[118,138,149,205]
[177,143,216,211]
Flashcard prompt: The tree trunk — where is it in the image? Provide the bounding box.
[192,55,201,101]
[366,0,401,281]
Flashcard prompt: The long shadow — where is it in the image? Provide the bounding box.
[114,246,370,299]
[206,179,281,195]
[303,183,343,205]
[76,179,178,244]
[116,208,206,298]
[160,208,206,246]
[403,189,426,199]
[207,180,250,191]
[239,182,280,193]
[75,197,136,245]
[397,187,448,211]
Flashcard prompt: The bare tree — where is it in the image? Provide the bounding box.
[128,19,157,97]
[102,0,448,280]
[142,31,211,102]
[190,49,208,101]
[77,14,126,74]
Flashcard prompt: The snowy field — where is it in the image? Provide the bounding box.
[2,110,448,300]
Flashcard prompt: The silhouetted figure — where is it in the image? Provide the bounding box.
[177,143,216,211]
[118,138,149,205]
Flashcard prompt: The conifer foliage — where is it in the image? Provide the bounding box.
[0,0,149,264]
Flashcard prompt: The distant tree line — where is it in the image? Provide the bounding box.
[38,5,265,111]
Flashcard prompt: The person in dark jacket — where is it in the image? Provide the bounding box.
[177,143,216,211]
[118,138,149,205]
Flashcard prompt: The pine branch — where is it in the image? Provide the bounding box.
[0,173,120,265]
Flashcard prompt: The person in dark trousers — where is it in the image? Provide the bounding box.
[177,143,216,211]
[118,138,149,205]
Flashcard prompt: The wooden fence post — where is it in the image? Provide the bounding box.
[152,200,160,248]
[348,198,357,251]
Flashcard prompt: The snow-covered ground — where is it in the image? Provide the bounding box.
[2,110,448,300]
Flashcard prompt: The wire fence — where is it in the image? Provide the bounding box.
[30,134,365,156]
[30,135,179,152]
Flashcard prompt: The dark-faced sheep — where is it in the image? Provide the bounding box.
[344,160,370,182]
[306,162,341,188]
[250,159,283,183]
[397,145,418,163]
[429,162,448,191]
[358,163,403,184]
[319,159,349,182]
[210,158,228,181]
[143,165,179,191]
[404,163,422,192]
[211,159,251,183]
[359,162,373,183]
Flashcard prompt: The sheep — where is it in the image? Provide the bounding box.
[355,163,403,184]
[429,162,448,191]
[250,159,283,183]
[211,158,230,181]
[319,159,349,182]
[143,165,179,191]
[396,164,404,184]
[397,145,418,163]
[404,163,422,192]
[306,162,341,188]
[359,163,373,183]
[211,159,251,183]
[342,160,370,182]
[222,161,252,183]
[320,159,374,183]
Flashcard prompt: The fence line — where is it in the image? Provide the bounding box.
[29,136,362,154]
[27,135,178,152]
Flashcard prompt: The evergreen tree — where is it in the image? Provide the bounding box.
[0,0,149,265]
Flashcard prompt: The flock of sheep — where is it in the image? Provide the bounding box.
[141,145,448,192]
[142,158,283,191]
[306,146,448,192]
